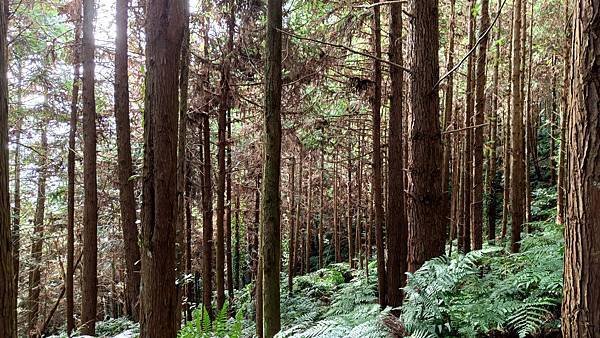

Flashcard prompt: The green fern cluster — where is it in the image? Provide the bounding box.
[402,223,563,338]
[178,302,245,338]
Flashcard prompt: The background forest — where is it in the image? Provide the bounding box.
[0,0,593,337]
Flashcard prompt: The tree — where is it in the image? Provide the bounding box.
[472,0,490,250]
[81,0,99,333]
[386,0,407,309]
[407,0,445,272]
[66,7,81,334]
[509,0,525,254]
[27,125,47,336]
[561,0,600,335]
[372,0,387,307]
[261,0,283,335]
[139,0,184,336]
[114,0,141,320]
[0,4,16,335]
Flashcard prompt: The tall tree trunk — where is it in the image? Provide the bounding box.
[81,0,99,333]
[201,15,214,319]
[472,0,490,250]
[372,0,387,306]
[333,153,340,262]
[67,10,81,334]
[461,0,476,253]
[556,0,571,225]
[115,0,141,321]
[234,194,240,290]
[487,0,501,243]
[294,153,303,273]
[346,141,353,267]
[502,6,515,241]
[386,0,407,310]
[306,155,313,272]
[561,0,600,334]
[27,126,48,336]
[254,178,262,337]
[318,145,324,269]
[407,0,444,271]
[139,0,184,335]
[443,0,456,239]
[261,0,283,334]
[0,1,16,334]
[288,158,295,293]
[509,0,525,253]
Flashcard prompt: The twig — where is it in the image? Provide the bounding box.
[278,28,412,74]
[433,0,508,89]
[442,122,489,135]
[354,0,407,9]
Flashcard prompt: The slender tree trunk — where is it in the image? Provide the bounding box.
[306,155,313,272]
[139,0,184,335]
[556,0,570,225]
[386,0,407,310]
[294,153,303,273]
[201,15,214,319]
[562,0,600,334]
[461,0,476,253]
[81,0,99,333]
[472,0,490,250]
[372,0,387,306]
[407,0,444,271]
[318,146,324,269]
[487,0,501,243]
[288,158,295,293]
[67,11,81,334]
[234,194,240,290]
[509,0,525,253]
[502,7,515,241]
[253,178,262,337]
[346,142,353,267]
[0,0,16,334]
[27,126,48,336]
[115,0,141,320]
[333,153,340,262]
[261,0,283,334]
[442,0,456,238]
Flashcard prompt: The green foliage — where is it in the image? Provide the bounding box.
[402,223,563,338]
[178,303,244,338]
[95,317,139,337]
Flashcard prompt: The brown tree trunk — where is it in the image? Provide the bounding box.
[201,15,214,319]
[81,0,99,333]
[0,1,16,334]
[254,178,262,338]
[333,153,340,262]
[139,0,184,336]
[561,0,600,334]
[261,0,283,334]
[442,0,456,238]
[372,0,387,306]
[318,146,324,269]
[502,7,515,241]
[346,142,353,267]
[67,9,81,333]
[27,126,48,336]
[407,0,445,272]
[461,0,476,253]
[472,0,490,250]
[487,0,501,243]
[556,0,570,225]
[306,154,313,272]
[386,0,407,310]
[509,0,525,253]
[115,0,141,320]
[294,153,303,273]
[233,194,240,290]
[288,158,295,293]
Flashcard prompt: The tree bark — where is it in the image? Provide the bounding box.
[472,0,490,250]
[27,126,48,336]
[115,0,141,321]
[386,0,407,310]
[561,0,600,334]
[67,9,81,333]
[81,0,99,333]
[509,0,525,253]
[261,0,283,334]
[288,158,295,293]
[372,0,387,306]
[443,0,456,240]
[0,0,15,334]
[407,0,444,272]
[139,0,184,335]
